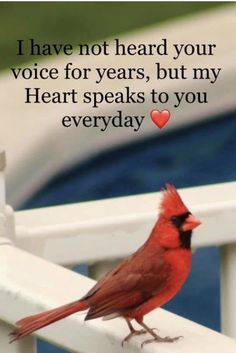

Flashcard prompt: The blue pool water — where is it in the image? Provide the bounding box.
[21,111,236,352]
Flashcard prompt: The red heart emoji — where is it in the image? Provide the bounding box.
[150,110,170,129]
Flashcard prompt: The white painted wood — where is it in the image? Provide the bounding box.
[14,181,236,265]
[0,150,16,243]
[0,5,235,207]
[0,242,236,353]
[0,321,36,353]
[0,153,36,352]
[220,244,236,339]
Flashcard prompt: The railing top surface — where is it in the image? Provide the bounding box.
[13,181,236,264]
[0,242,236,353]
[16,180,236,225]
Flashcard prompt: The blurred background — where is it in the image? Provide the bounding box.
[1,2,236,353]
[0,2,221,71]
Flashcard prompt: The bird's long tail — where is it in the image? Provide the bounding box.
[10,299,88,342]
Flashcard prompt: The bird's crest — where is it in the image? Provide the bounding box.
[160,184,189,217]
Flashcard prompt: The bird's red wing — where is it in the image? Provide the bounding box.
[84,247,171,320]
[85,288,142,320]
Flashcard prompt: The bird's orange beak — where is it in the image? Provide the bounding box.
[182,214,201,231]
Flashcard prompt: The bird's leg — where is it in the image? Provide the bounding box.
[121,319,147,346]
[137,320,183,347]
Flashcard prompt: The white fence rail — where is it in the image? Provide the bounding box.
[1,238,236,353]
[13,181,236,265]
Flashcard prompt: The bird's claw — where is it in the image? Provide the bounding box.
[122,329,147,346]
[141,335,183,348]
[122,327,160,347]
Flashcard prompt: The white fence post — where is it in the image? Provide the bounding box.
[220,244,236,339]
[0,150,37,353]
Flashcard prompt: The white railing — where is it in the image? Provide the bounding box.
[1,150,236,352]
[0,150,37,353]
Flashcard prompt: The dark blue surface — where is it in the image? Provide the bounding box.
[23,112,236,208]
[21,111,236,353]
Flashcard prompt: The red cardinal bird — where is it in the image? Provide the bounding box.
[10,184,201,346]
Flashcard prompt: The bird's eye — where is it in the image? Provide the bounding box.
[171,212,191,229]
[171,215,182,228]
